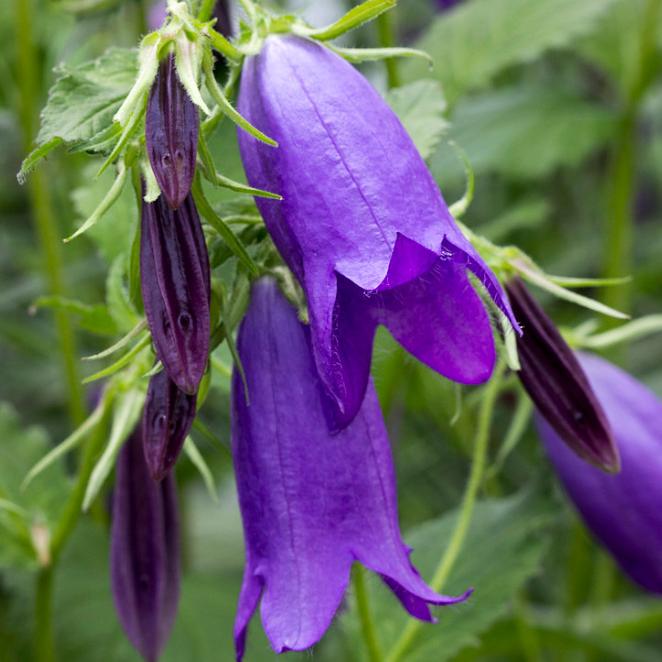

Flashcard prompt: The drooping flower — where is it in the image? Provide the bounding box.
[145,53,199,210]
[140,191,210,395]
[142,369,196,481]
[111,428,180,661]
[538,352,662,593]
[506,277,618,471]
[232,278,470,659]
[237,36,517,430]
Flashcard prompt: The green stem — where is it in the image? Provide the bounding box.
[34,568,55,662]
[353,565,383,662]
[386,362,506,662]
[602,0,662,319]
[514,592,543,662]
[376,11,400,89]
[15,0,85,427]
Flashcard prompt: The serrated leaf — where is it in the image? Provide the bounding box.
[431,86,617,180]
[341,492,555,662]
[36,47,137,150]
[405,0,618,104]
[387,80,448,160]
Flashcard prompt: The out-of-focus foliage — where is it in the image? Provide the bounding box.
[1,0,662,660]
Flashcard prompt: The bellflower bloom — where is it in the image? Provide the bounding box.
[539,353,662,593]
[111,429,180,661]
[140,191,210,395]
[146,53,199,210]
[142,369,196,481]
[232,278,470,659]
[505,277,618,471]
[238,36,517,430]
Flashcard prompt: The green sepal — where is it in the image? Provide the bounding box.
[297,0,395,41]
[17,138,63,185]
[329,45,432,67]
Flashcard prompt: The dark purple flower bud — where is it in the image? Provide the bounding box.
[232,278,470,659]
[146,54,199,210]
[143,369,196,481]
[506,277,619,472]
[140,191,211,395]
[538,352,662,594]
[237,36,518,430]
[213,0,232,38]
[111,429,180,662]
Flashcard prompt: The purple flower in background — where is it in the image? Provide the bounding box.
[506,277,618,471]
[213,0,232,38]
[140,191,210,395]
[146,54,199,210]
[436,0,463,10]
[238,36,517,430]
[111,429,180,661]
[142,369,196,481]
[232,278,470,659]
[148,1,167,30]
[539,353,662,593]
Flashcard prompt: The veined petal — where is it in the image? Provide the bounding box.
[231,278,468,659]
[146,54,199,209]
[238,36,514,429]
[140,191,210,394]
[142,369,196,481]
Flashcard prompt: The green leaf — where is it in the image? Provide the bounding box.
[405,0,618,104]
[386,80,448,161]
[431,86,617,180]
[344,492,555,662]
[106,256,140,332]
[35,47,137,151]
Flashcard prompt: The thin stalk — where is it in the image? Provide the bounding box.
[376,10,399,89]
[386,362,506,662]
[353,565,383,662]
[15,0,85,427]
[34,569,55,662]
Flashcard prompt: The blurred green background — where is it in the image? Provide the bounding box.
[1,0,662,660]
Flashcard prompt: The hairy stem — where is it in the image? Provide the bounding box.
[386,362,505,662]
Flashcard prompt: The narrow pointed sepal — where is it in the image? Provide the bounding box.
[146,53,199,209]
[140,191,211,395]
[231,278,469,659]
[111,431,180,662]
[506,277,619,472]
[143,369,196,481]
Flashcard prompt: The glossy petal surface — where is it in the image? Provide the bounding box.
[140,192,210,395]
[238,36,516,428]
[507,277,618,471]
[232,278,470,659]
[111,431,180,662]
[539,353,662,593]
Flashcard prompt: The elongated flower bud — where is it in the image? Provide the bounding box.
[506,277,619,472]
[111,430,180,662]
[143,369,196,481]
[140,191,210,395]
[146,53,199,210]
[539,353,662,593]
[213,0,232,38]
[232,278,470,659]
[238,36,518,431]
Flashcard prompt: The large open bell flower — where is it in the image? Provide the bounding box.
[231,278,470,660]
[237,36,516,430]
[111,429,180,661]
[538,353,662,593]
